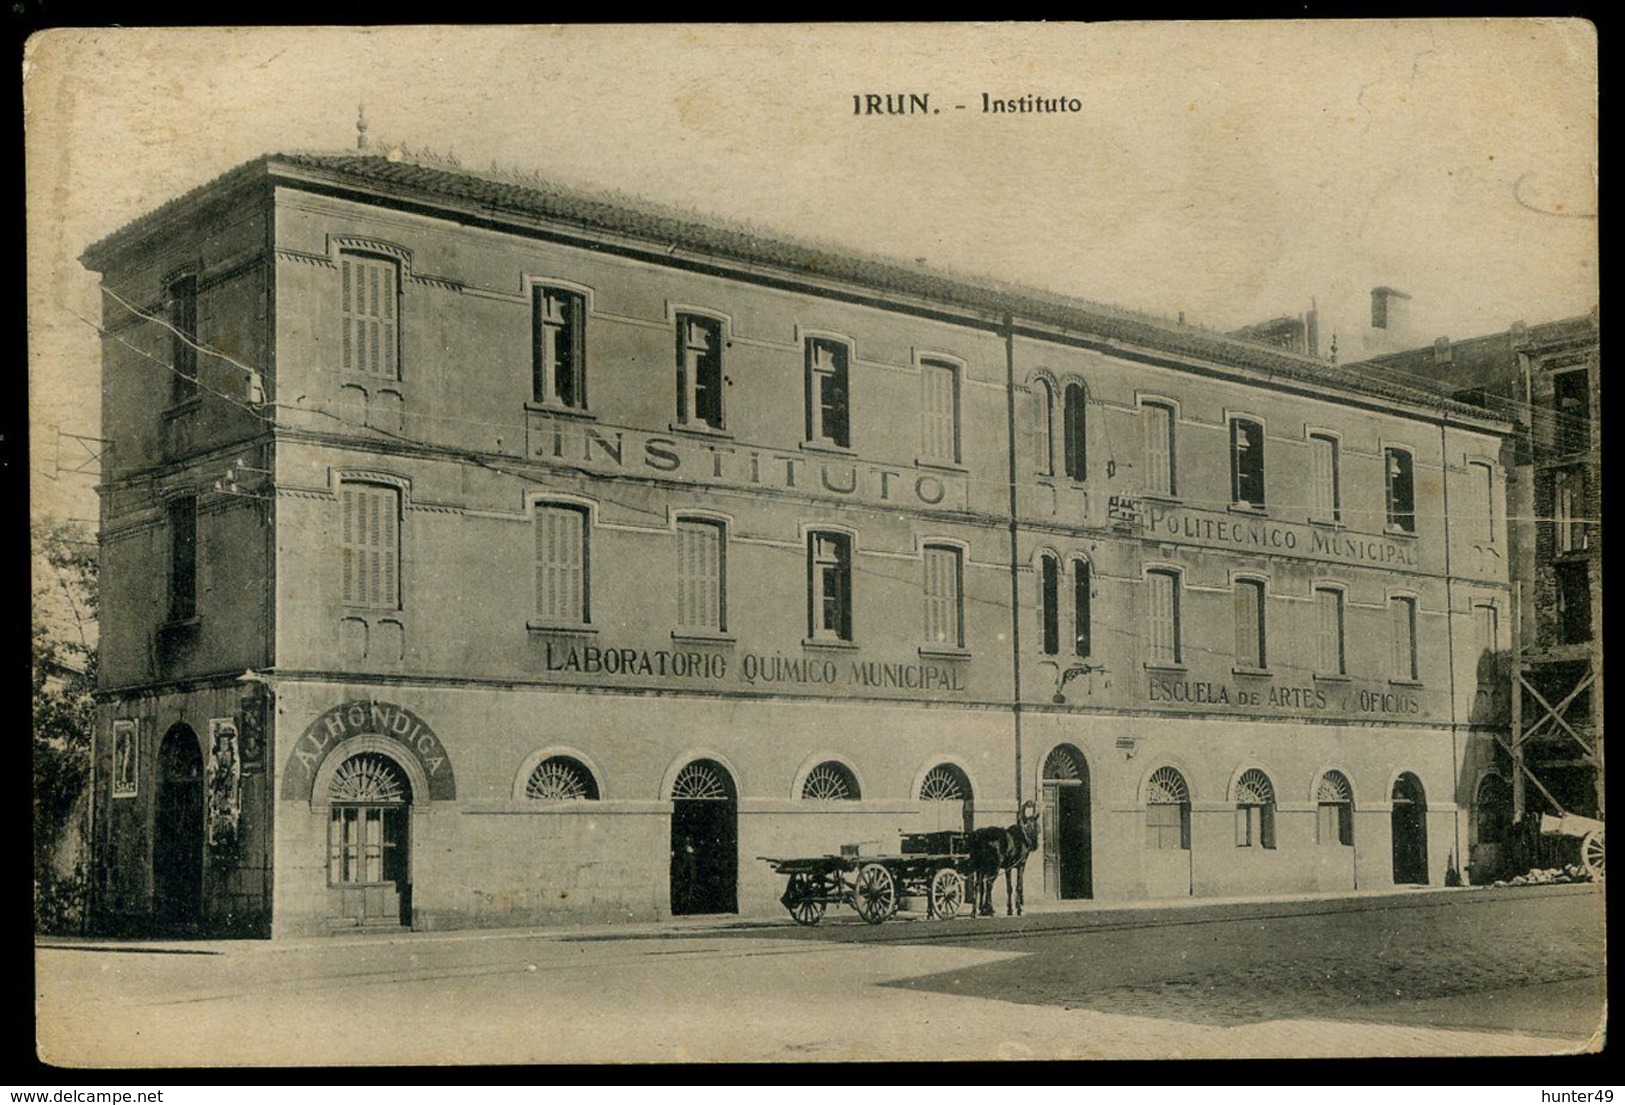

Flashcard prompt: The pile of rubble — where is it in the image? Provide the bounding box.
[1491,864,1595,887]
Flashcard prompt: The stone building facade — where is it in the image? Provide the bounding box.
[83,152,1512,936]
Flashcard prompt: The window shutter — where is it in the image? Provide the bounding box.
[537,506,586,623]
[1144,404,1171,496]
[1235,582,1261,668]
[1148,572,1176,664]
[1310,436,1336,518]
[1317,589,1343,674]
[1035,382,1053,475]
[1391,597,1416,680]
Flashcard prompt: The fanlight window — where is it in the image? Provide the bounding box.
[672,761,731,800]
[802,761,860,801]
[1145,766,1189,805]
[919,764,969,802]
[1043,745,1086,782]
[1316,771,1353,804]
[526,756,599,801]
[329,753,407,804]
[1235,769,1275,806]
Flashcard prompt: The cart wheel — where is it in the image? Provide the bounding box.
[853,863,897,924]
[1581,830,1604,882]
[783,873,826,926]
[929,868,965,921]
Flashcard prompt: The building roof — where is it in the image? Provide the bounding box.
[84,150,1512,429]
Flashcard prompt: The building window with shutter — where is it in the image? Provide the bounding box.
[806,338,851,447]
[1553,467,1586,553]
[1390,596,1419,682]
[920,359,960,465]
[167,275,198,405]
[1315,586,1346,676]
[1072,559,1092,658]
[1234,578,1266,670]
[1146,569,1181,666]
[1034,379,1054,476]
[1038,554,1060,657]
[675,314,724,430]
[340,253,399,380]
[808,532,853,642]
[1145,766,1191,851]
[1316,771,1355,847]
[921,544,963,649]
[1234,769,1277,849]
[167,496,198,622]
[339,483,401,611]
[1468,461,1495,543]
[675,518,725,633]
[534,503,589,626]
[1230,417,1265,507]
[1309,433,1340,522]
[1142,402,1175,496]
[1062,382,1087,481]
[532,287,585,409]
[1385,447,1416,533]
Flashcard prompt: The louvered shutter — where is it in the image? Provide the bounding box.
[1143,404,1171,496]
[342,256,398,379]
[1148,572,1177,664]
[537,506,586,623]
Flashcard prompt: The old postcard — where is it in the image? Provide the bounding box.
[27,22,1602,1067]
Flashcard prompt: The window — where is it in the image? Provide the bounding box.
[327,753,407,887]
[1234,579,1266,670]
[167,496,197,621]
[1309,434,1340,522]
[532,287,585,408]
[1315,587,1345,676]
[1385,447,1415,533]
[1554,467,1586,553]
[676,519,725,633]
[1142,402,1175,496]
[1039,554,1060,656]
[1234,769,1276,849]
[340,483,400,611]
[1316,771,1354,847]
[802,761,859,801]
[1555,561,1591,644]
[808,532,853,642]
[1145,766,1190,851]
[1147,570,1181,665]
[1230,418,1265,507]
[1062,382,1087,481]
[920,359,960,464]
[535,503,589,625]
[1474,602,1498,661]
[168,275,198,405]
[1034,380,1054,475]
[805,338,850,447]
[1390,596,1418,681]
[340,253,399,379]
[675,314,723,429]
[1468,461,1495,542]
[1475,775,1512,845]
[1552,369,1590,455]
[1072,559,1092,658]
[922,544,963,648]
[525,756,599,801]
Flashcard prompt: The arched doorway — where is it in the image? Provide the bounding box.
[670,760,737,915]
[1391,772,1429,885]
[1470,773,1513,884]
[918,763,974,836]
[1041,744,1092,899]
[327,752,413,927]
[154,725,204,928]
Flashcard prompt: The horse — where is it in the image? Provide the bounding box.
[969,800,1040,917]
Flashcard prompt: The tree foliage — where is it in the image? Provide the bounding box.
[33,516,98,931]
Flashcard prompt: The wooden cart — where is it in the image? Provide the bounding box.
[759,830,973,925]
[1539,812,1605,881]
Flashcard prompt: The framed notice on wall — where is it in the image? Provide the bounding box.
[111,719,138,798]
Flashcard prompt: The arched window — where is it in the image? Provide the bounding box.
[1035,379,1054,476]
[1474,774,1512,845]
[1316,770,1354,846]
[1145,766,1190,851]
[672,760,734,801]
[1072,558,1092,658]
[525,756,600,801]
[1235,768,1276,849]
[1062,382,1087,481]
[919,762,973,835]
[328,752,410,889]
[1038,554,1060,656]
[802,761,860,801]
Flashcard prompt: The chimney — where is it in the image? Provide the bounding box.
[1370,286,1412,332]
[1305,302,1320,358]
[357,103,369,151]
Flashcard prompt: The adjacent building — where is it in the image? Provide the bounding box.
[83,149,1514,936]
[1355,314,1602,882]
